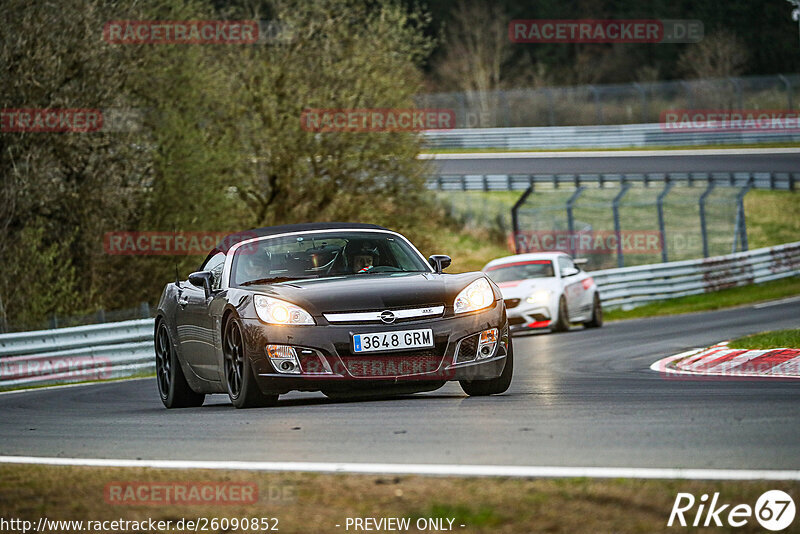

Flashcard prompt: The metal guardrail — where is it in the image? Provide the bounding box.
[0,319,154,389]
[423,124,800,150]
[0,241,798,388]
[428,171,798,192]
[591,241,800,309]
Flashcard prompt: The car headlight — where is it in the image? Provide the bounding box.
[254,295,315,325]
[526,289,552,304]
[454,278,494,314]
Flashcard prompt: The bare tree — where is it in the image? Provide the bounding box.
[678,30,749,79]
[433,0,511,125]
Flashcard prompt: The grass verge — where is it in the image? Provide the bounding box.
[729,328,800,350]
[1,464,798,533]
[605,277,800,321]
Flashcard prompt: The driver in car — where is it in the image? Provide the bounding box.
[344,241,380,273]
[236,251,271,283]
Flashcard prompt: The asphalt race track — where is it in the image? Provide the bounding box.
[1,299,798,470]
[430,149,800,175]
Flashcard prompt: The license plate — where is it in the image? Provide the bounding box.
[352,329,434,353]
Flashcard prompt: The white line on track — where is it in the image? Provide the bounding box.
[753,295,800,309]
[0,455,798,480]
[0,377,150,396]
[419,147,800,160]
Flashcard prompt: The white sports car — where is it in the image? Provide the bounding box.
[482,252,602,334]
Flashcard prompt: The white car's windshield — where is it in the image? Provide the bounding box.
[485,260,555,283]
[230,231,430,286]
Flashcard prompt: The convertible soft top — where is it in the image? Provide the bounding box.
[213,222,389,254]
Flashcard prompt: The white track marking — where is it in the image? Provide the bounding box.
[0,455,798,480]
[0,377,150,396]
[753,296,800,309]
[648,349,703,373]
[420,147,800,160]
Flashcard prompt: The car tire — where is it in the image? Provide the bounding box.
[552,296,570,332]
[155,321,205,409]
[459,338,513,396]
[223,317,278,409]
[583,293,603,328]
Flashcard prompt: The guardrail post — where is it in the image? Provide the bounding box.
[140,301,151,318]
[657,180,674,263]
[511,186,534,253]
[612,183,632,268]
[566,187,586,257]
[699,182,716,258]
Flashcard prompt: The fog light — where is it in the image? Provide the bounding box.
[477,328,498,360]
[266,344,301,374]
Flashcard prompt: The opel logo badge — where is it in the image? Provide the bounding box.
[379,310,396,324]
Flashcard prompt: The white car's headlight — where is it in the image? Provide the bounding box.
[254,295,315,325]
[454,278,494,314]
[526,289,552,304]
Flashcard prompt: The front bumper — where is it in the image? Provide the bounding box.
[506,301,553,332]
[240,301,508,395]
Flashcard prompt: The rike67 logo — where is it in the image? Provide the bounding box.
[668,490,796,531]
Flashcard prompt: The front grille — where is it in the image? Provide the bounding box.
[504,298,521,309]
[323,304,445,325]
[455,333,479,363]
[341,351,443,377]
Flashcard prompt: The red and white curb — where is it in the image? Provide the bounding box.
[651,342,800,379]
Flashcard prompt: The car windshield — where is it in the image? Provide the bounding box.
[485,260,555,283]
[230,231,431,286]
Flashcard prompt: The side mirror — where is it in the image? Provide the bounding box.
[561,266,580,278]
[428,255,452,274]
[188,271,213,297]
[573,258,588,267]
